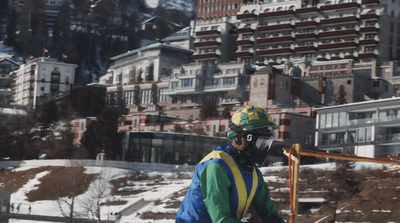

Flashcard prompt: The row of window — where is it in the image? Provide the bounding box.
[321,127,373,146]
[319,109,400,129]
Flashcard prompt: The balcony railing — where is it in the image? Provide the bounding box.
[319,2,359,11]
[196,29,220,36]
[359,26,379,33]
[360,13,379,20]
[361,0,379,5]
[236,39,254,46]
[358,39,378,45]
[259,10,294,18]
[358,52,378,59]
[257,35,294,44]
[236,27,255,33]
[192,52,220,60]
[237,12,257,20]
[295,32,318,40]
[295,20,319,28]
[318,29,357,38]
[318,41,357,50]
[255,47,293,56]
[294,45,317,52]
[235,50,253,57]
[320,16,358,25]
[193,40,221,47]
[258,23,292,32]
[375,133,400,144]
[295,6,319,14]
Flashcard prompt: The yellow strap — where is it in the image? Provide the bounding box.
[200,151,258,219]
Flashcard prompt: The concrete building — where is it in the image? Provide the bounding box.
[162,21,196,50]
[164,61,250,120]
[11,57,77,108]
[196,0,244,19]
[0,58,20,105]
[99,43,194,115]
[315,97,400,158]
[234,0,400,84]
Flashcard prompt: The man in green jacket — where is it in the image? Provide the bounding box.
[176,105,285,222]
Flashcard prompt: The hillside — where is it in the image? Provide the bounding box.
[0,161,400,222]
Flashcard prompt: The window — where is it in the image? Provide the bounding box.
[181,79,193,87]
[332,113,339,127]
[326,113,332,128]
[141,89,152,104]
[223,77,235,85]
[159,88,168,102]
[319,114,326,128]
[124,91,135,105]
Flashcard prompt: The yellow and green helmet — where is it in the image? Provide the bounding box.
[227,105,278,139]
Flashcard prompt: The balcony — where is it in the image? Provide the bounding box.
[359,39,378,45]
[294,45,317,53]
[319,16,358,25]
[319,2,359,11]
[193,40,221,47]
[255,47,293,56]
[319,28,358,38]
[295,32,318,40]
[236,26,255,34]
[295,20,318,28]
[295,6,319,14]
[192,52,220,60]
[258,23,292,32]
[259,10,294,19]
[237,12,257,20]
[257,35,294,44]
[361,0,379,5]
[235,50,253,57]
[375,133,400,145]
[359,26,379,33]
[318,41,357,50]
[358,52,378,59]
[196,29,220,37]
[236,39,254,46]
[360,13,379,20]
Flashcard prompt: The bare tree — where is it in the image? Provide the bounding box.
[79,170,111,223]
[57,167,94,223]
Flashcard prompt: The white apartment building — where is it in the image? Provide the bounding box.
[315,97,400,158]
[11,57,77,108]
[99,43,194,115]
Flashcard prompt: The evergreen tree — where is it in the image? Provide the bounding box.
[52,1,72,60]
[71,86,106,117]
[199,100,218,120]
[80,106,123,160]
[18,0,46,60]
[39,99,59,126]
[5,10,18,49]
[335,85,348,105]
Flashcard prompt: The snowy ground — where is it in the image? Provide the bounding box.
[3,161,399,223]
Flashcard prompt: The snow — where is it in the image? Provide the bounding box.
[145,0,159,8]
[4,160,400,222]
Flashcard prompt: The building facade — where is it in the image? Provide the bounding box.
[99,43,194,115]
[11,57,77,108]
[234,0,400,83]
[315,97,400,158]
[0,58,20,106]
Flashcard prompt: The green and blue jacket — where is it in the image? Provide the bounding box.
[175,145,284,223]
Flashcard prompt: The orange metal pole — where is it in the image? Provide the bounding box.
[283,145,400,223]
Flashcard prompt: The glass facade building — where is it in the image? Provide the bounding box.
[122,132,230,165]
[316,97,400,158]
